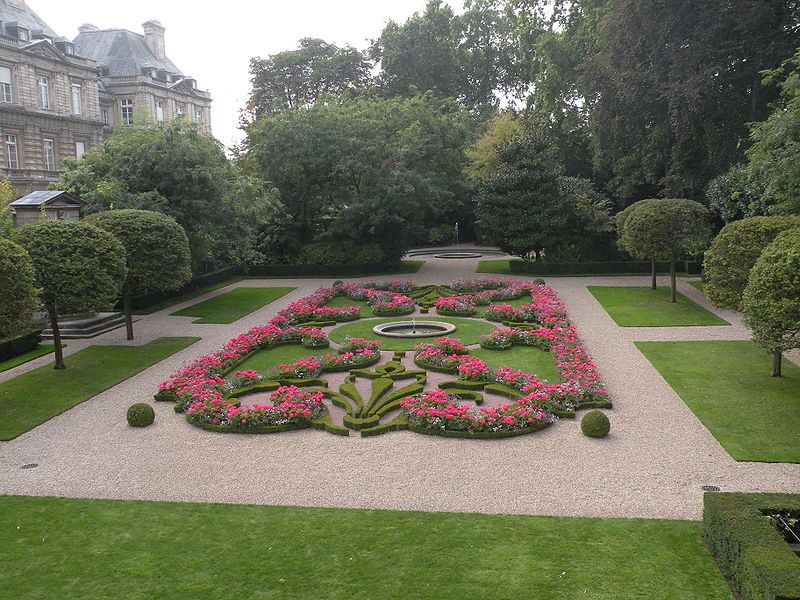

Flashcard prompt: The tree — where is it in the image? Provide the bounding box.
[0,238,38,339]
[246,38,373,121]
[616,199,711,302]
[585,0,800,205]
[705,165,767,224]
[465,111,521,182]
[13,221,126,369]
[86,210,191,340]
[476,130,568,259]
[703,216,800,309]
[742,228,800,377]
[0,178,15,237]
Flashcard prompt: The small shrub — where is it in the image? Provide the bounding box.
[581,410,610,438]
[127,403,155,427]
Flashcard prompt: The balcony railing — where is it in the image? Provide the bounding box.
[3,167,62,181]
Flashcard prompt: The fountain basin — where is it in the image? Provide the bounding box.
[372,320,456,338]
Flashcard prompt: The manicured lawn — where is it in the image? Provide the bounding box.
[637,341,800,463]
[236,343,324,372]
[0,496,732,600]
[0,344,55,373]
[0,337,199,441]
[325,296,370,308]
[133,276,248,314]
[588,286,728,327]
[689,280,705,292]
[472,345,560,381]
[476,259,511,274]
[330,317,495,351]
[171,287,295,324]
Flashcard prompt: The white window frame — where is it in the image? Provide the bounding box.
[43,138,55,171]
[195,107,203,122]
[101,108,109,124]
[156,100,164,122]
[37,75,49,109]
[75,141,85,160]
[175,101,183,116]
[5,134,18,169]
[0,66,12,103]
[120,98,133,125]
[71,83,82,115]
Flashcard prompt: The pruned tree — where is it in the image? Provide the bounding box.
[14,220,126,369]
[0,237,39,339]
[742,228,800,377]
[86,210,191,340]
[616,199,711,302]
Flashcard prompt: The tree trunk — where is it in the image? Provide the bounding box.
[48,303,65,370]
[651,257,657,290]
[670,258,677,303]
[123,291,134,341]
[771,351,782,378]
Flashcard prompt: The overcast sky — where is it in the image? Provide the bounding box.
[33,0,449,149]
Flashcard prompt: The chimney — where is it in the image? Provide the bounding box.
[142,20,166,61]
[78,23,98,33]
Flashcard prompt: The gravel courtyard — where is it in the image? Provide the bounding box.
[1,255,797,520]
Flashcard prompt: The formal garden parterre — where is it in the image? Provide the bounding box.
[155,278,611,438]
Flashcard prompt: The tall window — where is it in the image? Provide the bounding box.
[101,108,109,124]
[71,84,82,114]
[37,75,49,109]
[5,134,18,169]
[195,107,203,122]
[156,100,164,122]
[43,138,55,171]
[120,98,133,125]
[75,141,85,160]
[0,67,12,103]
[175,102,183,116]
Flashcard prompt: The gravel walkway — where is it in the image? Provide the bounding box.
[0,253,797,520]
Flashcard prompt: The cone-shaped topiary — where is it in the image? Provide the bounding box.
[581,410,610,438]
[127,403,155,427]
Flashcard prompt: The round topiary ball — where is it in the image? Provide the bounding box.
[127,403,155,428]
[581,410,610,438]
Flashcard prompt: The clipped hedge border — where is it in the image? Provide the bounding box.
[247,263,405,277]
[703,492,800,600]
[0,329,42,362]
[509,259,701,276]
[409,420,551,439]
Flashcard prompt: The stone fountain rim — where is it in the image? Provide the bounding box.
[372,320,457,338]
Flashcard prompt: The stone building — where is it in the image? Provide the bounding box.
[10,189,83,225]
[0,0,212,196]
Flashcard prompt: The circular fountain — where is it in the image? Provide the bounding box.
[372,319,456,339]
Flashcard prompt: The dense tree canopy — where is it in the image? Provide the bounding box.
[742,228,800,377]
[0,237,38,339]
[13,221,127,369]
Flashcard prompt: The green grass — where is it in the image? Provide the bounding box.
[330,317,495,351]
[637,341,800,463]
[0,337,199,441]
[476,259,511,274]
[0,495,732,600]
[588,286,729,327]
[0,344,55,373]
[689,280,705,292]
[133,276,249,314]
[170,287,295,324]
[471,345,561,381]
[236,344,324,373]
[324,296,371,308]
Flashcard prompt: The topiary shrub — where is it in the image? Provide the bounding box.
[127,403,155,427]
[704,216,800,309]
[0,237,39,339]
[581,410,610,438]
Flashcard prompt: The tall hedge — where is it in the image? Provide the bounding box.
[86,209,191,339]
[14,220,127,369]
[0,237,39,339]
[704,215,800,309]
[741,228,800,377]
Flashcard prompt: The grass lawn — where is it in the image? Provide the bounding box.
[0,344,55,373]
[171,287,295,324]
[324,296,371,308]
[689,281,705,292]
[330,317,495,351]
[0,496,732,600]
[471,345,560,381]
[0,337,199,441]
[588,286,729,327]
[637,340,800,463]
[133,277,248,315]
[236,344,324,372]
[476,259,511,274]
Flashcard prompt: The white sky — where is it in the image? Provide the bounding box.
[33,0,449,150]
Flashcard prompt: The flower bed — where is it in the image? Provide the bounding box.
[368,290,416,317]
[479,327,553,351]
[434,295,477,317]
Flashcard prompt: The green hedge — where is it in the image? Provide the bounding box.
[409,421,551,439]
[508,260,701,276]
[703,492,800,600]
[247,263,404,277]
[0,330,42,363]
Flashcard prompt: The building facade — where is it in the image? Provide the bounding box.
[0,0,212,196]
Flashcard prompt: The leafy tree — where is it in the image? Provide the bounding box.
[0,178,15,237]
[742,229,800,377]
[86,210,191,340]
[585,0,799,205]
[13,221,126,369]
[616,199,711,302]
[552,175,614,260]
[246,38,373,121]
[703,216,800,309]
[476,131,568,259]
[0,238,38,339]
[465,111,521,182]
[705,165,767,224]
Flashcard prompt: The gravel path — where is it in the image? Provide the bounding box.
[0,253,797,520]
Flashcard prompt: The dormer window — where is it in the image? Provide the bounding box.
[17,28,28,41]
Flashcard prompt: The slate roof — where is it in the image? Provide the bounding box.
[10,190,83,206]
[73,28,182,76]
[0,0,59,38]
